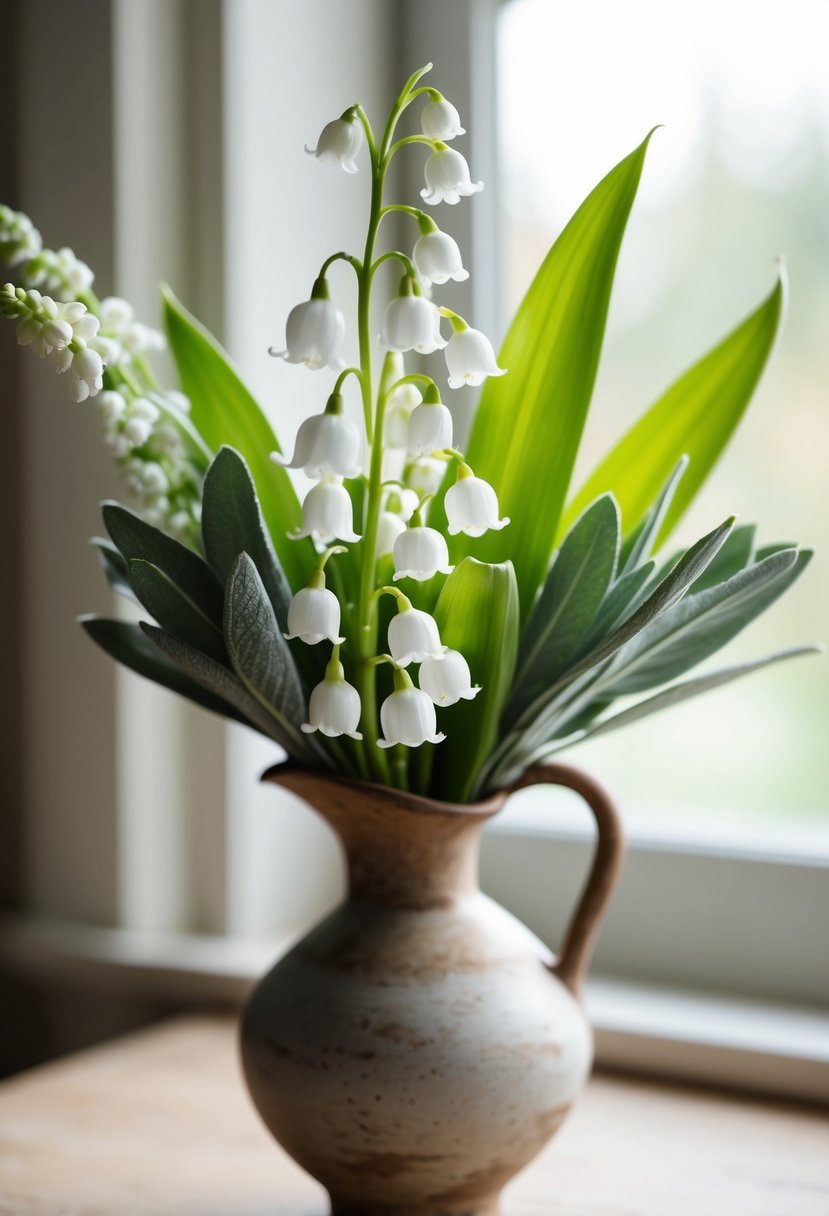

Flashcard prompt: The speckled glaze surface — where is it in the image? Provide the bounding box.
[240,763,624,1216]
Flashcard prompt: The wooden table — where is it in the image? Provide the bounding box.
[0,1016,826,1215]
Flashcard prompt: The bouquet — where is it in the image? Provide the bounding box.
[1,64,818,804]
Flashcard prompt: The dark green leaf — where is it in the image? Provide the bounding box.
[90,537,137,602]
[581,560,656,649]
[689,523,756,593]
[128,558,227,663]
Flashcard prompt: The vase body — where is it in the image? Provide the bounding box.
[241,765,623,1216]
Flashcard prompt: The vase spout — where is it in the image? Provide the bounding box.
[262,764,506,909]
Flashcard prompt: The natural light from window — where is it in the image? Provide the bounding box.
[498,0,828,841]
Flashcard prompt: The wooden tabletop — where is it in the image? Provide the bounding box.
[0,1015,826,1215]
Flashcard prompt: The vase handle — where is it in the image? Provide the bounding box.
[507,762,626,997]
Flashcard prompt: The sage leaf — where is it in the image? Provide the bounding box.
[90,537,137,602]
[128,558,227,663]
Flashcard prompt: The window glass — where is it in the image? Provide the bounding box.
[497,0,828,837]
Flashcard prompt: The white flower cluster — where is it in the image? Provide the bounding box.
[2,284,106,401]
[273,79,510,754]
[0,204,42,268]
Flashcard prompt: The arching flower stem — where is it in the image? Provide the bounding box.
[387,373,440,398]
[369,249,417,284]
[383,135,436,172]
[319,250,363,280]
[331,367,363,397]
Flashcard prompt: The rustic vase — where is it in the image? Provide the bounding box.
[240,761,625,1216]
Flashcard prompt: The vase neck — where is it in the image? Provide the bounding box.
[263,767,504,909]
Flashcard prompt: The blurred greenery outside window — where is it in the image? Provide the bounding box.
[497,0,828,835]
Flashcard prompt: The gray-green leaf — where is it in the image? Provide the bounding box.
[128,558,227,663]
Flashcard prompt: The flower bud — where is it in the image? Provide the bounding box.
[385,382,421,448]
[419,650,480,706]
[376,510,407,558]
[421,146,483,206]
[421,99,465,142]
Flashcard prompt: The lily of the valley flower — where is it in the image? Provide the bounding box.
[387,595,445,666]
[419,649,480,706]
[407,399,453,456]
[421,145,483,206]
[381,279,446,354]
[271,395,362,478]
[290,475,361,545]
[302,649,362,740]
[444,323,506,389]
[420,98,465,142]
[376,510,407,558]
[377,668,445,748]
[284,569,345,646]
[393,521,453,582]
[305,112,364,174]
[412,228,469,286]
[384,381,421,448]
[270,278,345,371]
[445,463,509,537]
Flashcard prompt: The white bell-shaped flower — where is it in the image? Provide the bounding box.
[68,346,105,402]
[412,230,469,286]
[445,465,509,537]
[393,525,453,582]
[385,382,421,448]
[284,573,345,646]
[302,651,362,739]
[421,98,465,142]
[403,456,446,500]
[376,510,407,558]
[305,115,364,174]
[445,325,506,389]
[271,405,361,478]
[407,400,453,456]
[387,599,445,667]
[419,650,481,706]
[381,291,446,354]
[421,145,483,206]
[377,670,445,749]
[290,475,361,545]
[270,282,345,371]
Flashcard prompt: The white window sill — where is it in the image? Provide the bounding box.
[2,915,826,1105]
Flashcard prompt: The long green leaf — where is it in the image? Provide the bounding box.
[80,616,245,724]
[90,537,137,603]
[689,523,756,593]
[562,271,785,545]
[603,548,811,695]
[541,645,823,752]
[141,623,296,750]
[161,285,313,592]
[103,501,223,625]
[440,130,656,618]
[223,552,313,759]
[581,560,655,650]
[201,447,293,630]
[508,493,619,724]
[432,558,519,803]
[128,559,227,663]
[618,456,688,573]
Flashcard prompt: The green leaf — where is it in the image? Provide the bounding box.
[562,271,785,546]
[128,558,227,663]
[581,560,655,650]
[201,447,293,630]
[102,501,223,625]
[80,616,245,724]
[507,493,619,724]
[432,558,520,803]
[438,130,656,618]
[546,645,823,751]
[618,455,688,573]
[90,537,137,602]
[223,552,314,760]
[161,285,313,593]
[603,548,811,695]
[140,623,297,751]
[689,523,756,593]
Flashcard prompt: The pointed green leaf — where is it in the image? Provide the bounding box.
[103,501,223,625]
[439,131,656,618]
[223,552,314,760]
[80,616,245,724]
[618,456,688,573]
[161,285,313,592]
[432,558,519,803]
[689,523,756,593]
[128,558,227,663]
[201,447,293,630]
[90,537,137,602]
[562,272,785,545]
[581,560,655,650]
[140,623,296,751]
[508,494,619,724]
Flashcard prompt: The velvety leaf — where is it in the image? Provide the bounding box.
[103,501,223,625]
[437,130,656,619]
[689,523,756,593]
[580,560,655,650]
[141,623,297,750]
[561,272,785,546]
[432,558,520,803]
[508,493,620,724]
[128,558,226,663]
[80,616,245,724]
[201,447,293,630]
[618,456,688,573]
[223,552,313,759]
[90,537,137,602]
[161,285,313,592]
